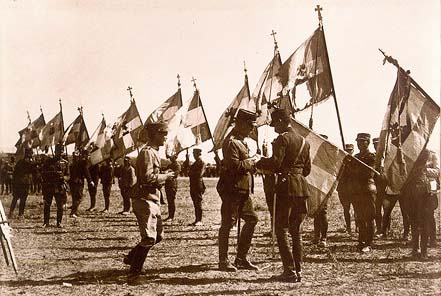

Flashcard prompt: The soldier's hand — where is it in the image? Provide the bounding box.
[166,171,175,179]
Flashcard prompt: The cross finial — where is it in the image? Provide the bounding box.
[191,77,197,90]
[40,105,43,114]
[77,106,83,115]
[59,98,62,110]
[315,5,323,26]
[177,73,181,88]
[270,30,278,48]
[127,86,133,100]
[243,61,247,75]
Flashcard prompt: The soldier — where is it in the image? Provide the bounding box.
[99,159,114,213]
[123,121,174,284]
[164,154,181,221]
[3,157,15,195]
[372,137,385,236]
[117,156,137,215]
[41,144,69,227]
[86,164,100,212]
[337,143,357,234]
[261,140,276,236]
[217,109,259,272]
[69,149,93,218]
[352,133,376,253]
[256,109,311,282]
[0,158,5,195]
[184,148,206,226]
[9,148,35,218]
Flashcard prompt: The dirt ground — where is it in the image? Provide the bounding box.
[0,177,440,295]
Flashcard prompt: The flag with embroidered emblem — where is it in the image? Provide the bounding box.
[15,113,46,153]
[87,118,113,165]
[145,88,183,124]
[63,113,89,149]
[376,68,440,195]
[39,111,64,150]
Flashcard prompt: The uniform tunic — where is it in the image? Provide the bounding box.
[188,158,205,223]
[10,157,35,216]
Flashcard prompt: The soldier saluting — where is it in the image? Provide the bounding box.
[256,109,311,282]
[41,143,69,228]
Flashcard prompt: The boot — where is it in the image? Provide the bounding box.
[124,245,140,265]
[128,245,150,284]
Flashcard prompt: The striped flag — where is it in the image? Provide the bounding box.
[290,118,347,217]
[110,101,144,160]
[63,114,89,149]
[39,111,64,150]
[212,76,252,151]
[278,27,333,111]
[15,113,46,152]
[376,69,440,194]
[251,51,283,127]
[87,118,113,165]
[145,89,183,124]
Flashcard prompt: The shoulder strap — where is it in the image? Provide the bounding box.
[293,137,306,165]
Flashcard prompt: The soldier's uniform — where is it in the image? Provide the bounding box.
[256,109,311,282]
[2,159,14,195]
[186,148,206,225]
[99,159,114,212]
[86,164,100,211]
[69,150,93,217]
[10,149,35,217]
[217,109,259,272]
[41,145,69,227]
[352,133,376,252]
[337,143,356,234]
[164,156,181,220]
[124,122,170,283]
[372,137,385,235]
[118,157,137,214]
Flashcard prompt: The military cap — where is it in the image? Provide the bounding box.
[356,133,371,142]
[193,148,202,154]
[145,121,168,134]
[236,109,257,125]
[270,108,290,126]
[344,143,354,150]
[372,137,380,144]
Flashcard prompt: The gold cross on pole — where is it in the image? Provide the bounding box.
[177,73,181,88]
[315,5,323,26]
[243,61,247,75]
[127,86,133,100]
[270,30,278,48]
[191,76,197,90]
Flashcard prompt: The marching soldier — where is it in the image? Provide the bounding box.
[41,144,69,227]
[123,121,174,284]
[9,148,35,218]
[217,109,259,272]
[184,148,206,226]
[86,164,100,212]
[99,159,114,213]
[352,133,376,253]
[69,149,93,218]
[256,109,311,282]
[164,154,181,221]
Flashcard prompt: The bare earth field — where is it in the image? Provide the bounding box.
[0,177,440,295]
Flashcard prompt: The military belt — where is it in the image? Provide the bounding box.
[279,167,303,175]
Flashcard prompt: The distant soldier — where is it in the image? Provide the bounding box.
[184,148,206,226]
[217,109,259,272]
[117,157,137,215]
[408,149,439,259]
[69,149,93,218]
[164,154,181,221]
[99,159,114,213]
[2,157,15,195]
[352,133,376,253]
[41,144,69,227]
[0,159,5,195]
[337,143,357,234]
[124,121,174,284]
[256,109,311,282]
[372,137,385,236]
[9,148,35,218]
[86,164,100,212]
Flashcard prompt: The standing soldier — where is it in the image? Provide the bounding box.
[99,159,114,213]
[3,157,15,195]
[117,157,136,215]
[217,109,259,272]
[352,133,376,253]
[41,144,69,227]
[124,121,174,284]
[9,148,35,218]
[372,137,385,236]
[86,164,100,212]
[256,109,311,282]
[337,144,357,235]
[164,154,181,221]
[261,140,276,237]
[69,149,93,218]
[184,148,206,226]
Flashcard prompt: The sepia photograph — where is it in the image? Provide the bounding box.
[0,1,440,295]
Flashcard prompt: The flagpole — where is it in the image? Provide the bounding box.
[317,5,346,148]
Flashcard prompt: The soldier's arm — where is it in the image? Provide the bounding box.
[256,136,286,172]
[223,140,255,174]
[302,144,311,177]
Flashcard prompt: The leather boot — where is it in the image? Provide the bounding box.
[128,246,150,281]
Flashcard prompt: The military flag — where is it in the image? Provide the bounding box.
[289,117,348,216]
[278,27,333,112]
[376,66,440,195]
[145,88,183,124]
[87,118,113,165]
[110,101,144,160]
[63,112,89,149]
[39,110,64,150]
[15,113,46,153]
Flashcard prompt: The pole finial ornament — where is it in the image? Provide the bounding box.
[315,5,323,27]
[270,30,278,49]
[191,77,197,90]
[177,74,181,88]
[127,86,134,102]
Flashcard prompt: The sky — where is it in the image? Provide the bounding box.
[0,0,439,161]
